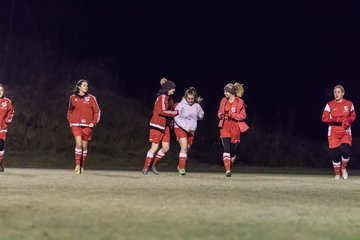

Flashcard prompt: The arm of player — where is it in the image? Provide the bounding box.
[4,101,14,125]
[91,96,101,126]
[197,104,205,120]
[67,97,74,125]
[228,104,247,121]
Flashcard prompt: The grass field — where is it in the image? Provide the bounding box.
[1,168,360,240]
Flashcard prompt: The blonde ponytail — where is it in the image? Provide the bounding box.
[233,82,244,97]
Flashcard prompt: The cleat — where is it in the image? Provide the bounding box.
[177,166,186,176]
[341,169,348,180]
[225,170,232,177]
[142,168,149,175]
[334,175,340,180]
[75,165,81,174]
[151,165,159,175]
[0,162,4,172]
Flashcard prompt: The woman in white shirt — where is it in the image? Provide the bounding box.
[174,87,204,175]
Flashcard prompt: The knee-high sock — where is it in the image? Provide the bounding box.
[75,148,82,166]
[153,149,165,165]
[0,150,5,163]
[223,153,231,172]
[82,149,88,165]
[332,161,341,176]
[230,155,236,165]
[178,152,187,169]
[144,151,154,168]
[341,156,349,169]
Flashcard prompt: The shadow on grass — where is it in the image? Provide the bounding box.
[6,152,360,177]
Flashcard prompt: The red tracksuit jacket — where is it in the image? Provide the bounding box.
[0,97,14,132]
[149,94,178,131]
[218,97,249,133]
[67,94,101,127]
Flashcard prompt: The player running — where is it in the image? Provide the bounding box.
[67,79,101,174]
[142,78,178,175]
[218,83,249,177]
[321,85,356,180]
[0,84,14,172]
[174,87,204,175]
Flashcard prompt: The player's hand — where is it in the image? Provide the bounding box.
[89,123,94,128]
[342,119,350,129]
[169,110,179,116]
[219,114,224,120]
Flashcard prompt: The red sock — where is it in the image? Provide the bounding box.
[153,149,165,165]
[178,152,187,169]
[341,157,349,169]
[223,153,231,171]
[333,161,341,176]
[75,148,82,166]
[82,149,88,166]
[144,151,154,169]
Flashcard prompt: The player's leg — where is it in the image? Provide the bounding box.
[230,142,238,168]
[151,141,169,175]
[340,143,351,179]
[330,147,342,180]
[0,138,5,172]
[74,136,83,174]
[177,137,188,176]
[221,137,232,177]
[143,142,159,174]
[143,129,162,174]
[80,127,93,173]
[71,126,83,174]
[151,127,171,174]
[81,140,89,173]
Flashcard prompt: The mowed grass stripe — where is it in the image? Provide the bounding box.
[0,169,360,240]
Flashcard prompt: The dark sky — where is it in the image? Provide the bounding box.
[1,0,360,139]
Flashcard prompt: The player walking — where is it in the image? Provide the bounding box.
[218,83,248,177]
[322,85,356,180]
[67,80,101,174]
[0,84,14,172]
[174,87,204,175]
[142,78,178,175]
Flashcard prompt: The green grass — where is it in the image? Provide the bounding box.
[0,169,360,240]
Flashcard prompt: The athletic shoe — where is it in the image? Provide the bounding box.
[0,162,4,172]
[151,165,159,175]
[142,168,149,175]
[81,167,84,174]
[75,165,81,174]
[341,168,348,180]
[334,174,340,180]
[176,166,185,176]
[226,170,232,177]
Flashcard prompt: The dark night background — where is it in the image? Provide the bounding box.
[0,0,359,169]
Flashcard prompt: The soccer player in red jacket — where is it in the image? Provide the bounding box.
[67,80,101,174]
[218,83,249,177]
[0,84,14,172]
[142,78,178,175]
[322,85,356,180]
